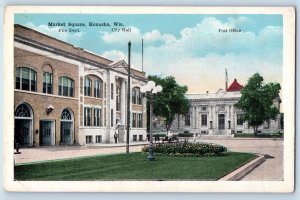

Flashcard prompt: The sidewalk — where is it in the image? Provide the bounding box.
[14,142,148,165]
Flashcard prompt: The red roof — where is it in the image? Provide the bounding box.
[226,79,243,92]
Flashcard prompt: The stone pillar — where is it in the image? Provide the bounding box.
[120,78,126,125]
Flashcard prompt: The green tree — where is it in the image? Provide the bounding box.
[147,75,190,133]
[235,73,281,135]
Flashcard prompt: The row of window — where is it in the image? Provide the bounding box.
[16,67,143,105]
[86,135,102,144]
[84,77,103,98]
[16,67,75,97]
[184,113,244,126]
[84,107,103,127]
[132,113,143,128]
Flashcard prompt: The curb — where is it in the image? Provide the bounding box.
[218,154,266,181]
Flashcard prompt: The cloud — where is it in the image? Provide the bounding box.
[124,17,283,93]
[25,22,84,42]
[100,26,176,44]
[101,50,126,61]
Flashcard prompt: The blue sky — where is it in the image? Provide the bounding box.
[15,14,283,93]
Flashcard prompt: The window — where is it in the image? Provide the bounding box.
[16,67,37,91]
[139,135,143,141]
[137,113,143,128]
[116,86,120,111]
[96,135,102,143]
[237,114,243,126]
[43,72,53,94]
[111,83,114,99]
[201,114,207,126]
[86,136,92,144]
[132,89,136,104]
[94,79,103,98]
[84,107,92,126]
[132,113,137,128]
[84,77,91,96]
[94,108,102,126]
[111,109,114,127]
[137,89,142,105]
[185,114,191,126]
[59,76,74,97]
[133,135,137,141]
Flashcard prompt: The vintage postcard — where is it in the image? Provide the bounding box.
[3,6,295,192]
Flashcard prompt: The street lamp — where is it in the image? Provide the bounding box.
[141,81,163,161]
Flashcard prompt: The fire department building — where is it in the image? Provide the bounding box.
[14,24,147,147]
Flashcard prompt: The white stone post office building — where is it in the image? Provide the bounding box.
[154,79,282,135]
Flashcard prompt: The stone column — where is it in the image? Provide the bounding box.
[120,78,126,125]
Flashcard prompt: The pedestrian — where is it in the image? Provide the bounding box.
[114,132,118,144]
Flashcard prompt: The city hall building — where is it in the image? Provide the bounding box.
[154,79,282,135]
[14,24,147,147]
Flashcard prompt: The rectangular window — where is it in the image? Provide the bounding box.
[96,135,102,143]
[137,113,143,128]
[116,87,120,111]
[133,135,137,141]
[86,135,92,144]
[59,77,74,97]
[43,72,53,94]
[94,79,102,98]
[94,108,102,126]
[132,113,137,128]
[111,109,114,127]
[185,114,191,126]
[201,114,207,126]
[237,114,243,126]
[84,107,92,126]
[111,83,114,99]
[16,67,36,91]
[139,135,143,141]
[84,78,91,96]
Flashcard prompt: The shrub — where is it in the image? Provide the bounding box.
[142,142,227,157]
[153,132,167,137]
[177,133,194,137]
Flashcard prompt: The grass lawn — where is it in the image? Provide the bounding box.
[14,152,256,181]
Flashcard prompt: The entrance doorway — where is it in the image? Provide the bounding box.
[218,114,225,130]
[40,120,54,146]
[14,103,33,147]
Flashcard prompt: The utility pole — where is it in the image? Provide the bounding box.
[126,41,131,153]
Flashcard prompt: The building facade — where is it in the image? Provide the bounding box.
[14,24,147,147]
[153,79,282,135]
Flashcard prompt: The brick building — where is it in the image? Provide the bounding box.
[14,24,147,147]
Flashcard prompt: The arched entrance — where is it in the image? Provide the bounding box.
[14,103,33,147]
[60,108,74,145]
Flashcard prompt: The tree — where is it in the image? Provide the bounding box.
[235,73,281,135]
[147,75,190,134]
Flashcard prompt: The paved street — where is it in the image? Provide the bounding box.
[14,138,283,181]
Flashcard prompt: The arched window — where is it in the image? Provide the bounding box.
[132,87,142,105]
[132,88,137,104]
[94,79,103,98]
[84,77,92,96]
[61,108,72,120]
[42,64,53,94]
[59,76,74,97]
[15,103,32,118]
[136,88,142,105]
[16,67,37,92]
